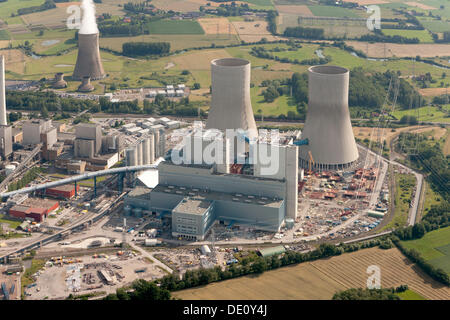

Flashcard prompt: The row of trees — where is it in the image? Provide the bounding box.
[15,0,56,16]
[332,286,409,300]
[122,42,170,56]
[283,26,325,40]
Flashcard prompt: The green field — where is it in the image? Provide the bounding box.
[423,181,445,216]
[382,29,434,43]
[419,18,450,33]
[396,289,427,300]
[401,226,450,275]
[381,173,416,231]
[391,105,450,123]
[147,19,205,35]
[245,0,275,10]
[421,0,450,19]
[0,0,45,19]
[308,5,360,18]
[0,213,23,229]
[0,29,10,40]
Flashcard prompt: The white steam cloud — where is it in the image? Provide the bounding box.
[78,0,99,35]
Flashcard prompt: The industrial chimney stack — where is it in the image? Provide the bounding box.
[0,55,7,126]
[299,65,358,170]
[72,33,105,81]
[206,58,257,138]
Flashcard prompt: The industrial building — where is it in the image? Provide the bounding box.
[22,119,54,146]
[298,66,359,170]
[9,198,59,222]
[74,123,102,157]
[40,184,79,200]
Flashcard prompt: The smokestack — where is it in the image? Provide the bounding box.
[0,55,7,126]
[299,65,358,170]
[73,0,104,81]
[78,76,94,92]
[206,58,257,138]
[53,73,67,89]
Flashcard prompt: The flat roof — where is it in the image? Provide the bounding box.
[128,186,151,199]
[174,198,213,215]
[152,184,283,209]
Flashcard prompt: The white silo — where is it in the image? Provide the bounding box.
[299,65,359,170]
[154,130,160,158]
[159,129,166,158]
[136,140,143,165]
[148,134,155,164]
[125,147,137,166]
[206,58,257,139]
[142,137,150,165]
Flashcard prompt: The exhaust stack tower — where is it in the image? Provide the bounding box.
[206,58,257,138]
[299,65,358,170]
[0,55,6,126]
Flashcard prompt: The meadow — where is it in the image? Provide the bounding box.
[0,0,45,20]
[391,105,450,123]
[307,5,361,18]
[147,19,205,35]
[401,226,450,275]
[382,29,434,43]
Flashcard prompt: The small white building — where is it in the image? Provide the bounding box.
[166,85,174,90]
[177,84,185,90]
[175,89,184,97]
[167,89,175,97]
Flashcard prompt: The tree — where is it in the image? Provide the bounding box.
[412,223,426,239]
[193,83,201,90]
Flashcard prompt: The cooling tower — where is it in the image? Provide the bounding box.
[206,58,257,138]
[0,55,6,126]
[77,76,94,92]
[72,33,105,81]
[299,66,358,170]
[53,73,67,89]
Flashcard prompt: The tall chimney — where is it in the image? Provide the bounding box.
[299,65,359,171]
[0,55,7,126]
[206,58,257,138]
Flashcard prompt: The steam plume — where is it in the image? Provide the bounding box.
[79,0,98,35]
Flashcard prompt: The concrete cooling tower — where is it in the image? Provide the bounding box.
[72,33,105,81]
[206,58,257,138]
[299,65,358,170]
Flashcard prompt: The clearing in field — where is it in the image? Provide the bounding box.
[418,87,449,97]
[147,19,205,35]
[401,226,450,275]
[275,5,314,15]
[346,41,450,58]
[173,247,450,300]
[198,18,237,35]
[232,21,278,42]
[171,49,232,71]
[405,2,437,10]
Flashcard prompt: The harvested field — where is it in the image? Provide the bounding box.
[346,41,450,58]
[232,21,278,42]
[151,0,200,12]
[189,0,247,7]
[55,2,81,7]
[345,0,388,4]
[21,8,67,29]
[198,18,237,35]
[172,49,232,70]
[406,2,437,10]
[418,87,449,97]
[174,247,450,300]
[275,5,314,16]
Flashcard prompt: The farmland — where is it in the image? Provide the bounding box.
[308,5,361,18]
[173,247,450,300]
[391,105,450,123]
[382,29,434,43]
[147,20,205,35]
[401,226,450,275]
[345,41,450,58]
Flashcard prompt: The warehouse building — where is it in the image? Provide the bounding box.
[41,185,79,199]
[9,198,59,222]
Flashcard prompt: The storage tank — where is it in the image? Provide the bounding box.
[4,164,15,176]
[200,244,211,255]
[125,147,137,166]
[142,137,150,165]
[148,134,155,164]
[154,130,160,158]
[144,239,158,246]
[285,218,295,229]
[159,129,166,158]
[136,141,143,166]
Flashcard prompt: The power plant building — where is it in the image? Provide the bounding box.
[299,66,359,170]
